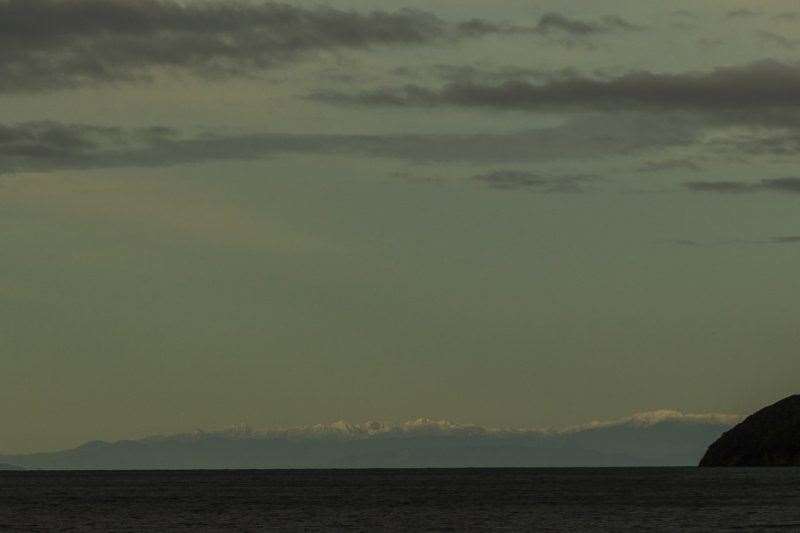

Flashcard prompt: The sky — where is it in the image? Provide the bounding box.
[1,0,799,454]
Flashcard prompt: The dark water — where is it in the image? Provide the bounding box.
[1,468,799,531]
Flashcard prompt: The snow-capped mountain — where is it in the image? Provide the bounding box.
[0,410,738,469]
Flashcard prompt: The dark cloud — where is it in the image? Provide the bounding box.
[536,12,642,35]
[534,13,599,35]
[772,236,800,243]
[0,0,449,92]
[0,1,639,93]
[473,170,597,193]
[428,65,581,85]
[684,177,800,194]
[0,115,699,173]
[472,170,597,192]
[638,159,703,172]
[0,0,445,48]
[313,61,800,116]
[394,169,598,192]
[455,12,641,38]
[0,121,181,172]
[762,177,800,192]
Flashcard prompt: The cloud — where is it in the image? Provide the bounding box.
[671,10,697,19]
[684,181,756,193]
[402,169,599,192]
[685,177,800,194]
[707,127,800,156]
[0,0,446,92]
[761,177,800,192]
[760,178,800,193]
[0,116,700,172]
[533,12,601,35]
[455,12,641,38]
[665,237,800,247]
[725,8,760,19]
[313,60,800,116]
[472,170,597,192]
[757,30,800,50]
[774,12,800,21]
[454,19,537,37]
[392,64,581,85]
[0,122,180,172]
[0,1,638,93]
[637,158,703,172]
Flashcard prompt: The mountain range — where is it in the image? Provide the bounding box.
[0,411,738,469]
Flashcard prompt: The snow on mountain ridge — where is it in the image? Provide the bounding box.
[563,410,742,433]
[141,410,739,443]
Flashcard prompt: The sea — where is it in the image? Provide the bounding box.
[1,468,799,531]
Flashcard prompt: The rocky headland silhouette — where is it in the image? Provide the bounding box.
[700,395,800,467]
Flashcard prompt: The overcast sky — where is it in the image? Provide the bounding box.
[2,0,799,453]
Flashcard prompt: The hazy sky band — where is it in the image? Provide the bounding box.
[1,0,798,454]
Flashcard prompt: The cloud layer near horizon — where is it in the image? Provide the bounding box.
[0,115,700,172]
[315,61,800,118]
[685,177,800,194]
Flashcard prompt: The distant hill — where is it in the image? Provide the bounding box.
[1,411,737,470]
[700,395,800,467]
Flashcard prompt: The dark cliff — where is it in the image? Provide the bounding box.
[699,395,800,467]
